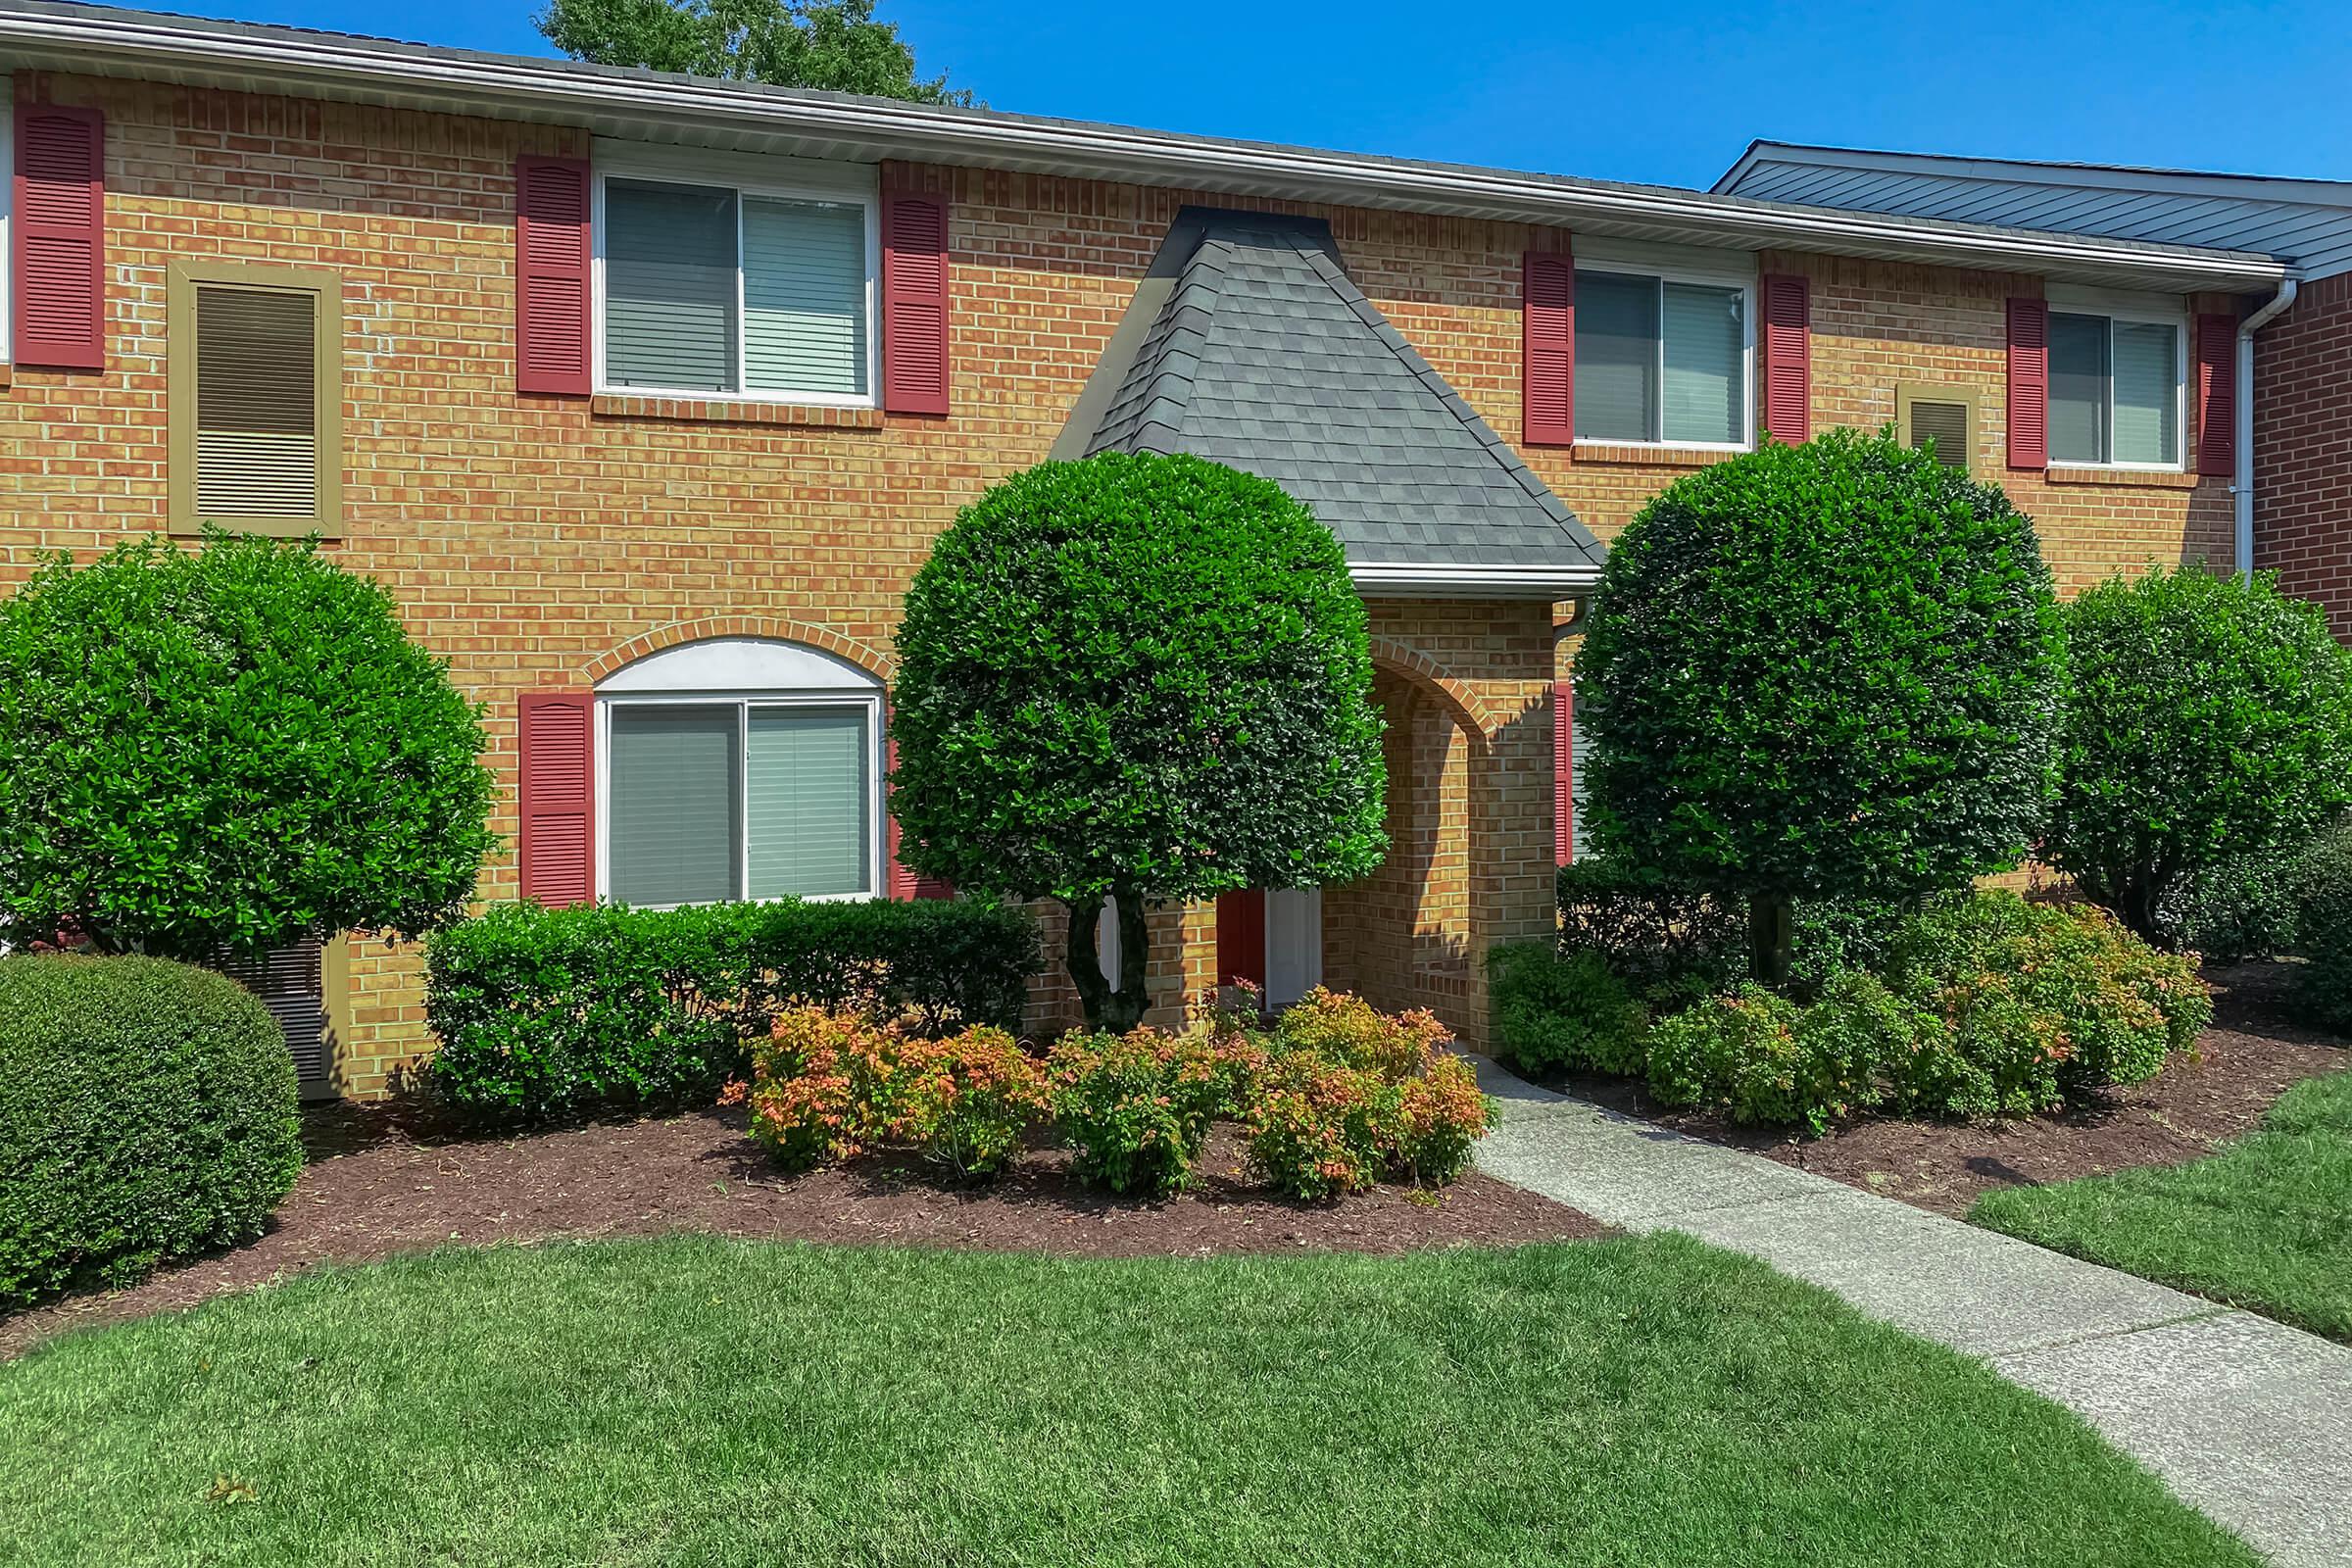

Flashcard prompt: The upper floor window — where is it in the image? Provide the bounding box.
[2048,308,2183,468]
[167,261,343,537]
[1575,268,1751,448]
[598,172,875,404]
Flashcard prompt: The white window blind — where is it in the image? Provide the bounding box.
[2050,310,2180,466]
[743,198,868,398]
[2113,320,2180,466]
[1662,282,1743,446]
[1574,271,1657,442]
[604,178,739,392]
[195,285,318,518]
[746,708,869,899]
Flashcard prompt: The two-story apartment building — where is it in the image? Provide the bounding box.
[0,2,2295,1096]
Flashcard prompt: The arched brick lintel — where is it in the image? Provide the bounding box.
[1366,635,1498,747]
[580,616,898,687]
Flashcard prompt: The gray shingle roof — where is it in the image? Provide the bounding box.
[1076,213,1603,574]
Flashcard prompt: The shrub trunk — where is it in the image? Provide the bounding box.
[1749,897,1794,990]
[1067,890,1150,1033]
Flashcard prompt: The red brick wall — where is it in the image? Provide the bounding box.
[2254,270,2352,637]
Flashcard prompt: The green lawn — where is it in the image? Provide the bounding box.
[0,1235,2247,1567]
[1974,1067,2352,1340]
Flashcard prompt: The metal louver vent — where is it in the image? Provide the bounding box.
[216,940,331,1095]
[195,284,318,518]
[1908,398,1972,471]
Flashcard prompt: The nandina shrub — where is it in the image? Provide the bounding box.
[1392,1054,1497,1185]
[742,1008,1046,1180]
[1048,1028,1226,1197]
[1272,988,1451,1079]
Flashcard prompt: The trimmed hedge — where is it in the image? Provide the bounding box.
[1487,943,1650,1076]
[424,898,1043,1122]
[0,955,302,1308]
[2295,825,2352,1034]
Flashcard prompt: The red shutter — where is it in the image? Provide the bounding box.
[514,156,592,397]
[1216,890,1267,990]
[2195,312,2237,477]
[881,190,951,416]
[13,102,104,369]
[518,692,594,906]
[1758,273,1810,444]
[1523,248,1574,446]
[2007,297,2050,471]
[884,733,953,899]
[1552,680,1575,867]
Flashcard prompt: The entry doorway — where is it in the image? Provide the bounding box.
[1215,888,1324,1010]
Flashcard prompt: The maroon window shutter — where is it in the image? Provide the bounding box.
[1758,273,1810,444]
[2007,297,2050,471]
[13,101,105,369]
[881,190,951,416]
[2195,312,2237,477]
[1552,680,1575,867]
[1523,248,1574,446]
[518,692,594,906]
[1216,890,1267,989]
[884,732,953,900]
[514,156,592,397]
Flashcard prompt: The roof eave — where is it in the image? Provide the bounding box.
[1349,563,1601,601]
[0,5,2293,294]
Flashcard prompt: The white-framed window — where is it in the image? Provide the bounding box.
[2046,292,2187,469]
[1573,248,1754,450]
[590,147,879,407]
[593,639,886,908]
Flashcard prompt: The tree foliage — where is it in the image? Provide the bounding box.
[2044,564,2352,940]
[890,453,1386,1029]
[536,0,973,104]
[0,532,498,960]
[1575,428,2067,984]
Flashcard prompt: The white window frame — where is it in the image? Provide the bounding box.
[2045,286,2190,473]
[0,74,14,365]
[590,144,881,409]
[1569,242,1756,454]
[593,689,887,909]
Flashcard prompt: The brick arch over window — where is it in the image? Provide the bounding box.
[1364,636,1498,749]
[582,616,897,687]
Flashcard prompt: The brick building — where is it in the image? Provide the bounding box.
[0,3,2294,1095]
[1720,142,2352,636]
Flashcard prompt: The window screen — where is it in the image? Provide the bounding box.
[608,705,742,906]
[2048,312,2111,465]
[604,178,739,392]
[194,285,318,518]
[1574,270,1659,442]
[1575,270,1745,444]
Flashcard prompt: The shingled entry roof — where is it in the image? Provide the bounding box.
[1060,210,1604,584]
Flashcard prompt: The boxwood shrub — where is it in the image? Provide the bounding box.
[0,955,303,1308]
[424,898,1043,1121]
[1487,942,1650,1076]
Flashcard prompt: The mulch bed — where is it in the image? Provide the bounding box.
[2,1106,1601,1359]
[1561,958,2350,1218]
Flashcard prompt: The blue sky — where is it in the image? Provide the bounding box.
[129,0,2352,189]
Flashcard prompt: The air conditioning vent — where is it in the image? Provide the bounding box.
[1907,397,1973,472]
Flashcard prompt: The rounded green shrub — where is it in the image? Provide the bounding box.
[2293,825,2352,1035]
[0,955,302,1307]
[0,533,497,960]
[2163,842,2311,964]
[2047,564,2352,942]
[1487,943,1650,1075]
[889,453,1385,1029]
[1575,429,2067,983]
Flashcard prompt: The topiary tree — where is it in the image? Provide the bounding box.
[890,453,1387,1030]
[1576,427,2068,988]
[0,532,498,960]
[2045,564,2352,942]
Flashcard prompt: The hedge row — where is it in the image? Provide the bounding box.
[424,898,1043,1121]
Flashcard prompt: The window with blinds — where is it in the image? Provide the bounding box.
[2050,310,2182,467]
[605,699,875,907]
[601,173,873,401]
[168,262,341,536]
[1575,269,1748,446]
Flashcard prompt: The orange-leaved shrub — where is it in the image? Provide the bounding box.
[1047,1027,1228,1197]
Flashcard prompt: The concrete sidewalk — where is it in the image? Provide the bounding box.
[1471,1063,2352,1567]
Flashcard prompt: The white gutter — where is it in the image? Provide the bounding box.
[0,4,2291,292]
[2236,278,2298,579]
[1350,562,1601,601]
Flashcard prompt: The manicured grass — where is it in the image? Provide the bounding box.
[1974,1067,2352,1340]
[0,1236,2248,1567]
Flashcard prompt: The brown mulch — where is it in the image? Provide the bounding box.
[1562,958,2350,1218]
[1,1107,1601,1359]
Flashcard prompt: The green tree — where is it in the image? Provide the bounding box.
[1576,428,2067,987]
[889,454,1386,1030]
[2045,564,2352,942]
[536,0,973,104]
[0,532,498,960]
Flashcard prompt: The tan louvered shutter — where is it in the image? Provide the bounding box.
[195,284,319,518]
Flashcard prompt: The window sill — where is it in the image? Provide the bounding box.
[2042,465,2201,490]
[1568,441,1744,468]
[591,393,886,430]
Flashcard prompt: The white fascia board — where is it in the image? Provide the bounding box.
[0,6,2292,293]
[1349,562,1601,601]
